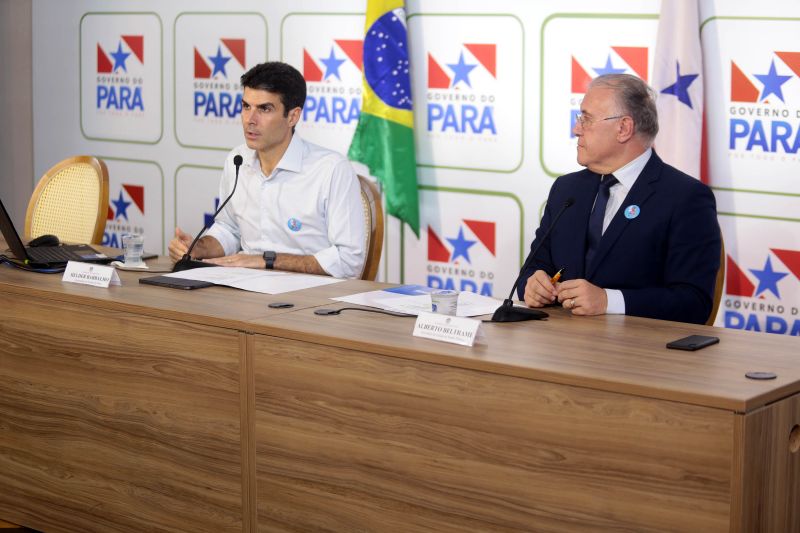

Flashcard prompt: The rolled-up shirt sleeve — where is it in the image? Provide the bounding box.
[313,160,366,279]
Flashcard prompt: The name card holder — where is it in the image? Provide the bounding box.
[413,312,482,347]
[62,261,121,288]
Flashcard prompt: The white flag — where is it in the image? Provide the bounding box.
[653,0,704,179]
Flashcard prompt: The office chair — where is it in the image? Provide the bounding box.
[357,175,384,281]
[25,156,110,245]
[706,234,726,326]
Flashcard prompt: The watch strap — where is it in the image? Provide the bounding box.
[262,251,276,270]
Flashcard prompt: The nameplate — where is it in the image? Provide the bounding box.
[413,312,481,347]
[62,261,121,288]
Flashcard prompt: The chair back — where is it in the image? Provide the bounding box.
[25,156,109,245]
[357,175,384,281]
[706,232,726,326]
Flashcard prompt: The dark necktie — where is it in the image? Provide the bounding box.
[585,174,618,272]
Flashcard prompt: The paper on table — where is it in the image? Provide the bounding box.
[110,260,149,271]
[332,285,502,317]
[331,284,431,308]
[376,292,501,317]
[164,266,344,294]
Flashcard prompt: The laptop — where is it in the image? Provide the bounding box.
[0,196,111,267]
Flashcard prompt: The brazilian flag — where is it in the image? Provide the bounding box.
[348,0,420,236]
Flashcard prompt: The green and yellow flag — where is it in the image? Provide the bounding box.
[348,0,419,236]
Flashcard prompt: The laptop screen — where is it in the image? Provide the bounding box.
[0,196,32,262]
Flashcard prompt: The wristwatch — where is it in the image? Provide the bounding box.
[262,250,276,270]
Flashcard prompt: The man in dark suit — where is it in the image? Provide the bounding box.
[520,74,720,324]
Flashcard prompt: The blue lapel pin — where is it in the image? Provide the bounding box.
[624,205,640,220]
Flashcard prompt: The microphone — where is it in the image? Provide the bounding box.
[173,154,244,272]
[491,198,575,322]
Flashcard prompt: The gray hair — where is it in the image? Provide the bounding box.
[589,74,659,142]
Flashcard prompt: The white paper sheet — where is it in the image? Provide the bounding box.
[164,267,344,294]
[332,285,501,317]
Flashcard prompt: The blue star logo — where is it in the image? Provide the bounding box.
[112,191,131,221]
[593,55,627,76]
[204,197,220,228]
[749,256,788,299]
[208,45,232,78]
[110,42,131,73]
[320,47,347,81]
[447,51,477,88]
[754,59,792,103]
[660,61,700,109]
[447,227,476,263]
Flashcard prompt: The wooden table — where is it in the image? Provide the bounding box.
[0,258,798,532]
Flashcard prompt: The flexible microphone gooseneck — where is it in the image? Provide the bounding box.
[173,154,244,273]
[490,198,575,323]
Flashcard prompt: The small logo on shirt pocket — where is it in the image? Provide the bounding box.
[287,217,302,231]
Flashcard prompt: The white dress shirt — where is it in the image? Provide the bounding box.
[206,135,366,279]
[601,147,652,314]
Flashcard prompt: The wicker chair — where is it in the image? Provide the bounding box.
[706,235,726,326]
[25,156,109,245]
[357,175,384,281]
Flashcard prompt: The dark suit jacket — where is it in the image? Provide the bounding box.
[518,152,720,324]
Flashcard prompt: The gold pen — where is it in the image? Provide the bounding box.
[550,268,564,284]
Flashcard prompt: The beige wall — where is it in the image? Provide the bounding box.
[0,0,33,228]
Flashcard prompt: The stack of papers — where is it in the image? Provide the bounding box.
[164,267,344,294]
[332,285,502,317]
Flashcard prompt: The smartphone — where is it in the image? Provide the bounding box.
[139,275,213,290]
[666,335,720,351]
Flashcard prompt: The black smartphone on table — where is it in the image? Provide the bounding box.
[666,335,720,351]
[139,275,213,290]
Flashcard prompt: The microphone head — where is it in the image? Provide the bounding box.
[564,197,575,207]
[233,155,243,167]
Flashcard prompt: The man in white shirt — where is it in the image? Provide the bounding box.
[169,62,365,279]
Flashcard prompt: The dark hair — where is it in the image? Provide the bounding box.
[240,61,306,116]
[589,74,659,142]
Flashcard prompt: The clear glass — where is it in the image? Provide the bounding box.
[122,234,145,266]
[430,290,459,316]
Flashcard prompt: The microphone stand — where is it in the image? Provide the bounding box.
[173,155,243,273]
[491,198,574,322]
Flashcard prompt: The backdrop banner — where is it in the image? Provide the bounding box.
[31,0,800,336]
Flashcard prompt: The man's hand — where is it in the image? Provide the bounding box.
[168,227,193,262]
[204,253,265,269]
[523,270,558,308]
[556,279,607,315]
[203,253,327,274]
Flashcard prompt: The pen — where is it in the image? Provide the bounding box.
[550,268,564,284]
